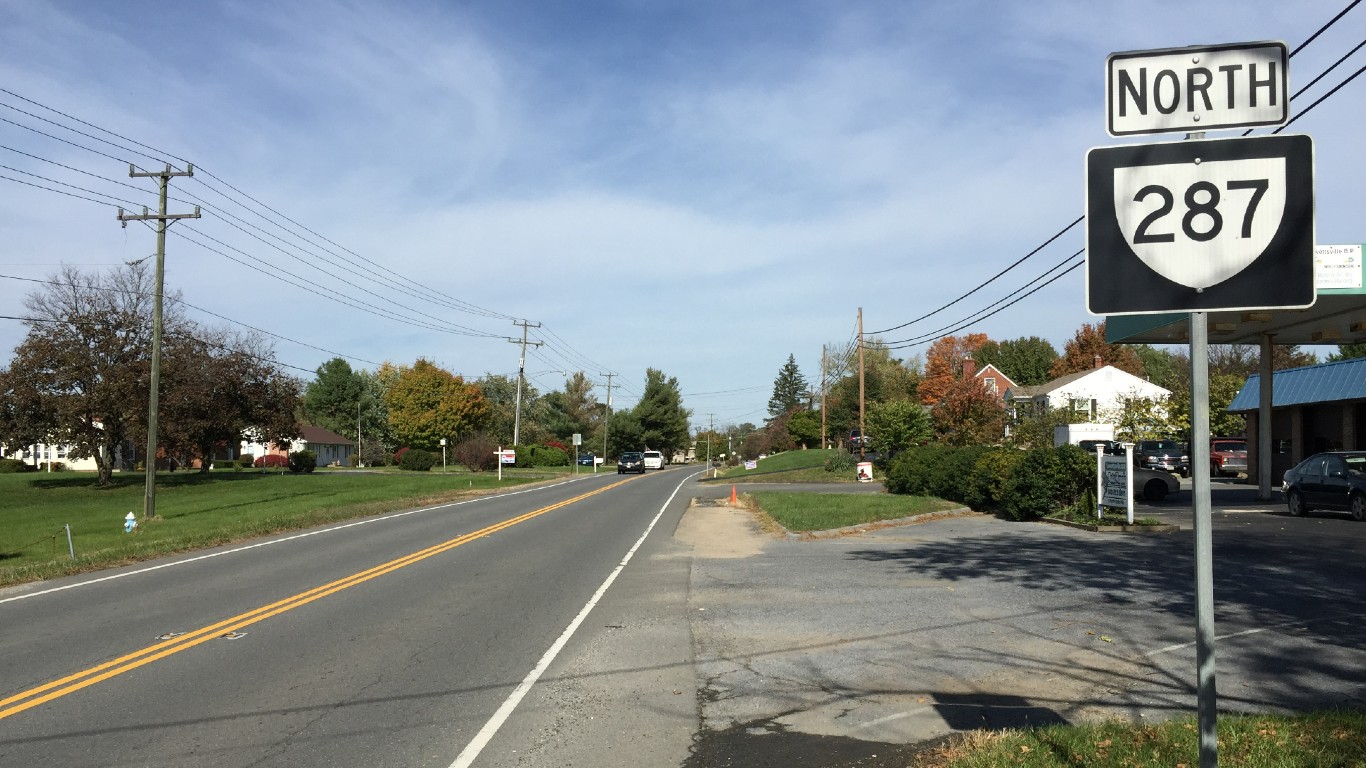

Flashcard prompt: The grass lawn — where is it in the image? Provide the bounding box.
[916,709,1366,767]
[713,448,860,484]
[748,490,962,532]
[0,466,565,587]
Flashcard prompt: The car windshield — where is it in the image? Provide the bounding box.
[622,452,642,460]
[1148,441,1181,450]
[1213,441,1246,452]
[1345,454,1366,473]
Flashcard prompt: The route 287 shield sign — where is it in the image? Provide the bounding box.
[1086,134,1314,315]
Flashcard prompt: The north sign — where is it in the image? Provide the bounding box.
[1086,134,1314,315]
[1108,41,1287,136]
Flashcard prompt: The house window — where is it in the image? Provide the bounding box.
[984,378,998,394]
[1070,398,1093,418]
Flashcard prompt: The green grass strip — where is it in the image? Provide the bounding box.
[749,490,961,532]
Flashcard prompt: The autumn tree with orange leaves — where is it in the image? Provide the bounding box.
[1049,322,1144,379]
[919,333,989,406]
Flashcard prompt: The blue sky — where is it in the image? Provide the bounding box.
[1,1,1362,429]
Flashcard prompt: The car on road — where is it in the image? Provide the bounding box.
[1136,439,1189,477]
[1210,438,1248,477]
[576,453,596,466]
[618,451,645,474]
[642,450,664,470]
[1282,451,1366,521]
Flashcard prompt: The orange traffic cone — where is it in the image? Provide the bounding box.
[730,485,737,505]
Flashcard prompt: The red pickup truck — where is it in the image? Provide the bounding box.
[1210,438,1248,477]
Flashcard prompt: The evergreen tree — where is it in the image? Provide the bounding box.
[303,358,364,436]
[634,368,691,458]
[767,354,808,419]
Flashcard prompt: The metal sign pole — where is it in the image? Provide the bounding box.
[1191,310,1218,767]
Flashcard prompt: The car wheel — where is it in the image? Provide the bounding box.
[1143,479,1168,502]
[1287,489,1306,517]
[1352,495,1366,522]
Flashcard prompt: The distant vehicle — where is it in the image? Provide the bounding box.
[1079,439,1124,456]
[1282,451,1366,521]
[576,453,596,466]
[642,450,664,470]
[1136,439,1189,477]
[1210,438,1248,477]
[618,451,645,474]
[848,430,869,451]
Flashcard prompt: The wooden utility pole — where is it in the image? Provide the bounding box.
[600,371,615,460]
[857,308,866,460]
[820,345,827,449]
[508,320,543,446]
[118,164,200,519]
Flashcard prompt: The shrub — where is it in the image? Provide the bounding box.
[0,458,35,473]
[965,448,1026,512]
[398,448,436,471]
[824,451,857,473]
[884,445,934,496]
[254,454,288,469]
[1002,447,1071,521]
[49,461,67,472]
[544,439,569,452]
[238,454,255,469]
[454,433,498,471]
[288,450,317,473]
[393,446,411,465]
[531,445,569,467]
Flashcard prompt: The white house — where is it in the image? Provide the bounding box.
[2,442,101,472]
[1005,361,1170,426]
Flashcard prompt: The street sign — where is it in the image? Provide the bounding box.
[1107,41,1287,136]
[1086,134,1314,315]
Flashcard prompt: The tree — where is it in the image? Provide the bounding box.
[1328,343,1366,362]
[824,342,920,443]
[767,354,808,419]
[920,333,989,406]
[1133,344,1181,389]
[1050,322,1144,379]
[606,409,644,456]
[974,337,1057,386]
[786,409,821,448]
[385,359,491,450]
[633,368,691,459]
[155,327,302,471]
[865,400,932,454]
[539,372,600,444]
[302,358,364,437]
[3,264,161,485]
[932,376,1006,446]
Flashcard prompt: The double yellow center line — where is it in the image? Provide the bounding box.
[0,478,631,720]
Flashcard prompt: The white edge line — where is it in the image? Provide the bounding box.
[0,475,598,606]
[447,471,699,768]
[1142,611,1366,656]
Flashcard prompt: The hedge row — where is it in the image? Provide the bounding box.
[884,444,1094,520]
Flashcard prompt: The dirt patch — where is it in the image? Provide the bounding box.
[674,500,768,558]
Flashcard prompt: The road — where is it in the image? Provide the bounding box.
[0,468,701,768]
[2,469,1362,768]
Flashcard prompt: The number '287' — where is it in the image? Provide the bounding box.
[1133,179,1269,244]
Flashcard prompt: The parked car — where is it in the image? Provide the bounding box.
[1079,439,1124,455]
[617,451,645,474]
[642,450,664,470]
[576,453,596,466]
[848,430,869,451]
[1136,439,1189,477]
[1133,466,1180,502]
[1210,438,1248,477]
[1282,451,1366,520]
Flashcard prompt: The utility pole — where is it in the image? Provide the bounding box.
[820,345,827,450]
[118,164,200,519]
[857,307,866,460]
[508,320,543,446]
[600,372,615,460]
[709,413,715,474]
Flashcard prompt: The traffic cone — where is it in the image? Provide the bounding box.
[730,485,737,505]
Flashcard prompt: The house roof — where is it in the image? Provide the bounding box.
[1004,364,1169,401]
[1228,357,1366,412]
[299,425,356,446]
[974,363,1017,388]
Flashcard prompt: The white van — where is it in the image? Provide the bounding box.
[642,450,664,470]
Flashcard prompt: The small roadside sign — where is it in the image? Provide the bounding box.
[1086,133,1314,314]
[1101,456,1130,507]
[1107,41,1287,136]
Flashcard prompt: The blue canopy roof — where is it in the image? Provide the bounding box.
[1228,357,1366,412]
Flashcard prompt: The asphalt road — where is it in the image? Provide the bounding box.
[3,469,1362,768]
[0,467,702,768]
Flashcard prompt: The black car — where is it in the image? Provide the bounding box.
[576,453,596,466]
[617,451,645,474]
[1136,439,1189,477]
[1282,451,1366,521]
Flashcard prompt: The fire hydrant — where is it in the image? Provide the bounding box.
[123,511,137,533]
